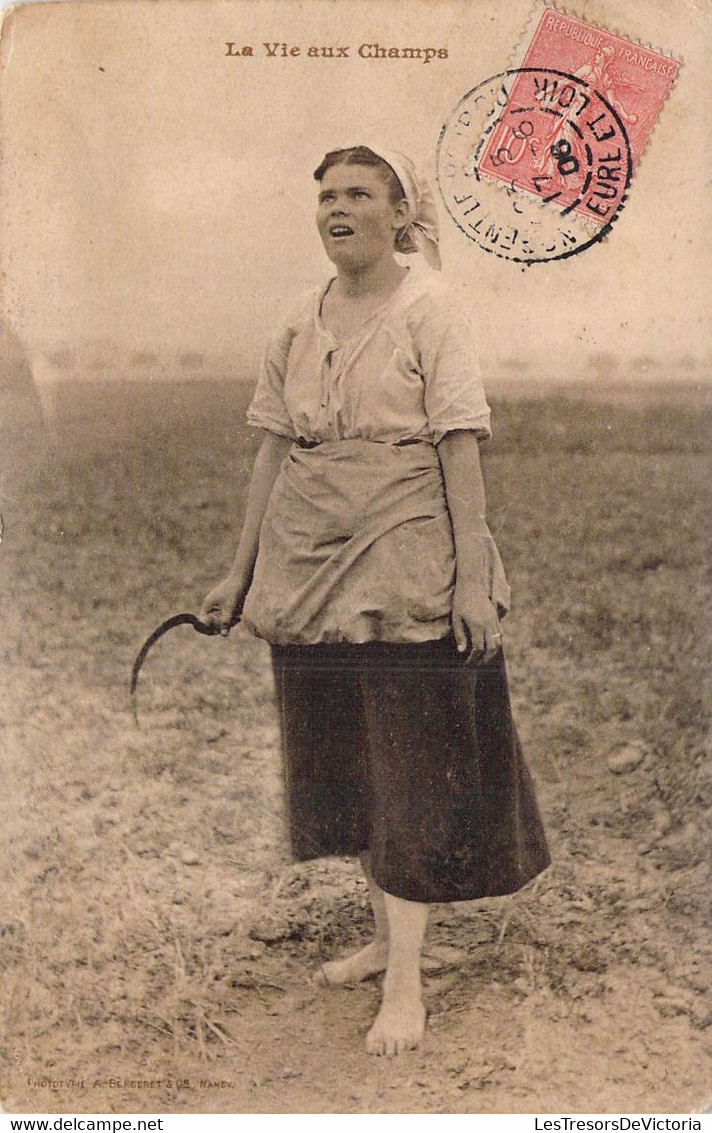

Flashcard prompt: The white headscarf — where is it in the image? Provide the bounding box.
[368,147,442,271]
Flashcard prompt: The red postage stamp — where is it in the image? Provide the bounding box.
[476,7,680,226]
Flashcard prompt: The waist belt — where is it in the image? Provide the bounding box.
[295,436,426,449]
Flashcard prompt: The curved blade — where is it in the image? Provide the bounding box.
[130,612,220,725]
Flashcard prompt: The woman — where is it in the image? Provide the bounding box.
[200,146,549,1057]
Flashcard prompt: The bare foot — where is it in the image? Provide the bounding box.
[366,980,426,1056]
[315,940,388,986]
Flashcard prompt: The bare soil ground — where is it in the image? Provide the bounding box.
[0,379,710,1114]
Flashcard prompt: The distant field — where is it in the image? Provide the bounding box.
[1,378,710,1115]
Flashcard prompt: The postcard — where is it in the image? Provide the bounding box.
[1,0,710,1117]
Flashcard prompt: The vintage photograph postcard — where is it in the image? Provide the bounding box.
[1,0,710,1116]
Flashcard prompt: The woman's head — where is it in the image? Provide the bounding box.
[314,147,411,271]
[314,146,442,272]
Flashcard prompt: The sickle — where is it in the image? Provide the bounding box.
[130,613,221,726]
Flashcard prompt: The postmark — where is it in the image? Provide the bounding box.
[437,68,632,264]
[438,6,680,263]
[475,68,631,227]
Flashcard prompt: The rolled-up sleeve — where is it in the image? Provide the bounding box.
[246,323,298,440]
[413,293,491,446]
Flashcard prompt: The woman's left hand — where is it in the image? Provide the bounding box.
[452,581,502,665]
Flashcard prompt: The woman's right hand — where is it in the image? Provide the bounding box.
[199,572,250,636]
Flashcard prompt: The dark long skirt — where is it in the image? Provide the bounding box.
[270,637,550,903]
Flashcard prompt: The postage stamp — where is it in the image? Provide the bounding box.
[437,6,681,263]
[476,7,681,224]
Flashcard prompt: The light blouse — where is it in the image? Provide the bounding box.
[241,269,509,645]
[246,269,492,446]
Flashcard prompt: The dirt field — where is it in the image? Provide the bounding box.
[0,378,710,1115]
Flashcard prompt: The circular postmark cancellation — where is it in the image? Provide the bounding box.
[437,68,633,264]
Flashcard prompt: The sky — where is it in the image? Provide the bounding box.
[1,0,710,381]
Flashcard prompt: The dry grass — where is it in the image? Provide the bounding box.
[0,378,710,1113]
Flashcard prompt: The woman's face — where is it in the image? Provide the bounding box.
[316,164,407,271]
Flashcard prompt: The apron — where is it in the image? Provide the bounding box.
[241,438,510,646]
